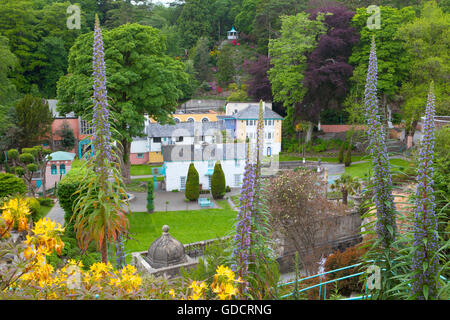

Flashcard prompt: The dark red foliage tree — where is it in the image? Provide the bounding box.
[243,54,273,102]
[295,5,360,121]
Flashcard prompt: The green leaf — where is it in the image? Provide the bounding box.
[423,285,429,300]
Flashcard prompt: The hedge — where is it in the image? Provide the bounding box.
[0,173,27,198]
[211,161,226,199]
[185,163,199,201]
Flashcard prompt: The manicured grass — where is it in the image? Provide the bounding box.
[130,165,160,176]
[279,153,367,163]
[345,158,412,178]
[124,208,237,262]
[40,205,54,217]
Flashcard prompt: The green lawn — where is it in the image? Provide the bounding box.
[345,158,412,178]
[40,205,53,217]
[124,205,237,262]
[130,164,160,176]
[279,153,367,163]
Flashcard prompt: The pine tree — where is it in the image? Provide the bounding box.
[338,140,346,163]
[211,161,226,199]
[344,143,352,167]
[185,163,199,201]
[147,180,154,213]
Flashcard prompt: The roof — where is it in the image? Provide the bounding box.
[47,151,76,161]
[47,99,76,118]
[232,105,283,120]
[229,27,237,32]
[145,121,225,138]
[162,143,247,162]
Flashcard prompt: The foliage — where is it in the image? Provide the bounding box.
[217,44,236,87]
[226,83,249,102]
[185,163,200,201]
[398,1,450,136]
[57,22,189,182]
[0,35,18,105]
[264,169,346,275]
[191,37,212,83]
[330,173,361,205]
[211,161,226,200]
[0,173,27,198]
[25,197,42,223]
[344,143,352,167]
[55,121,76,151]
[14,95,53,149]
[243,54,273,101]
[177,0,214,49]
[324,243,368,296]
[147,181,154,213]
[299,5,359,121]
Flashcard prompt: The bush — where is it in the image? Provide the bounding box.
[338,142,346,164]
[225,185,231,193]
[147,181,154,213]
[211,161,226,199]
[38,197,53,207]
[185,163,199,201]
[0,173,27,198]
[26,197,42,223]
[324,243,368,296]
[344,144,352,167]
[56,167,94,233]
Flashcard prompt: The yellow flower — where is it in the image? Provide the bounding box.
[169,289,176,298]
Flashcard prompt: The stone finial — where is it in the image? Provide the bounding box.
[162,225,169,234]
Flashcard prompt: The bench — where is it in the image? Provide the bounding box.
[198,197,213,208]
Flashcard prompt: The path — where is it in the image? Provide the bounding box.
[45,200,65,226]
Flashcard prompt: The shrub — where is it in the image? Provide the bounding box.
[26,197,42,223]
[185,163,199,201]
[0,173,27,198]
[37,197,53,207]
[324,243,368,296]
[147,181,154,213]
[211,161,225,199]
[225,185,231,193]
[344,144,352,167]
[338,142,346,164]
[56,167,94,233]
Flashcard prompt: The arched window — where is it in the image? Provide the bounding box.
[187,118,194,123]
[202,118,209,123]
[174,118,180,123]
[60,164,66,175]
[51,164,57,175]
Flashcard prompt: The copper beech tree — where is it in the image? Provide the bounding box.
[264,168,347,275]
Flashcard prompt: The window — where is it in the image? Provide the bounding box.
[235,159,240,167]
[176,136,183,142]
[51,164,57,175]
[200,136,205,141]
[267,147,272,156]
[153,137,161,143]
[208,160,214,168]
[187,118,194,123]
[80,119,93,135]
[202,118,209,123]
[174,118,180,123]
[246,120,249,126]
[136,153,144,159]
[180,176,186,190]
[207,176,211,189]
[59,164,66,175]
[234,174,242,187]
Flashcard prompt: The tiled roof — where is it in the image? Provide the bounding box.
[162,143,246,162]
[145,121,225,138]
[232,105,283,120]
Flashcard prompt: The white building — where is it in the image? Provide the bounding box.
[162,143,247,191]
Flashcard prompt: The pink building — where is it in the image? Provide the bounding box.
[39,151,76,191]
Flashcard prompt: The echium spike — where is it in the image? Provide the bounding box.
[92,14,112,178]
[364,37,397,248]
[410,82,439,300]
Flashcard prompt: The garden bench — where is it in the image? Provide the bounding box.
[198,197,213,208]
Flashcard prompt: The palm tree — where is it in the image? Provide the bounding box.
[330,173,361,205]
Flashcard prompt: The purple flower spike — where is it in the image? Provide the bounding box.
[411,83,439,300]
[364,38,397,247]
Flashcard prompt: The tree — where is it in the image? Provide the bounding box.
[0,173,27,198]
[348,5,416,125]
[243,54,273,101]
[397,1,450,139]
[265,169,346,275]
[235,0,261,35]
[14,95,53,149]
[330,173,361,205]
[185,163,200,201]
[57,23,189,183]
[268,12,327,142]
[211,161,226,199]
[147,180,154,213]
[298,5,360,121]
[55,121,76,151]
[176,0,214,49]
[0,36,18,106]
[217,44,236,87]
[191,37,212,83]
[7,146,52,196]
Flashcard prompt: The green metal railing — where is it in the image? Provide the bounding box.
[278,262,368,300]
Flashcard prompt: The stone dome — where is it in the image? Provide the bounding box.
[146,225,187,268]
